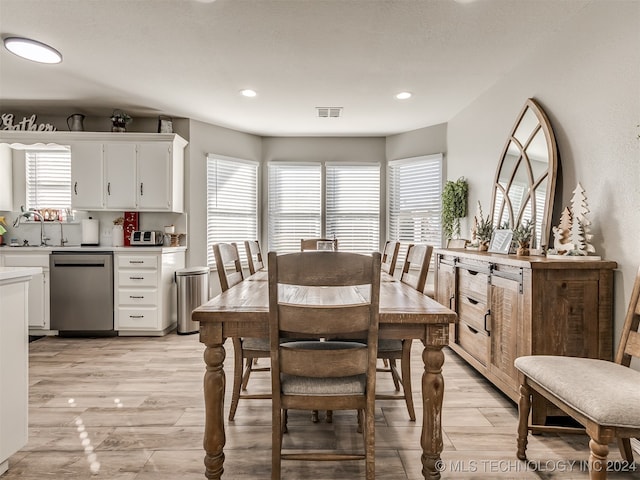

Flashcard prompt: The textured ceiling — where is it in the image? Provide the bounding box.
[0,0,589,136]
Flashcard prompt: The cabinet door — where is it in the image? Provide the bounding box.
[104,143,137,209]
[70,142,104,209]
[435,260,456,311]
[488,274,521,389]
[137,142,171,210]
[27,271,46,328]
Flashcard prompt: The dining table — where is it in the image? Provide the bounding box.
[192,269,457,480]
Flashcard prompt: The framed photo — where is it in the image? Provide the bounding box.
[488,229,513,254]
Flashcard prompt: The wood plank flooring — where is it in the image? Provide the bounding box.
[3,334,638,479]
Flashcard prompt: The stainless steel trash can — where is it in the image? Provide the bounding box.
[176,266,209,334]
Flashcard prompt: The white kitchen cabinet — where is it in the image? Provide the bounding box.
[69,142,104,210]
[104,142,137,209]
[0,267,39,476]
[115,249,185,335]
[0,144,13,211]
[2,253,50,331]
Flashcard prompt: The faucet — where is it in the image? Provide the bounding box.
[59,222,68,247]
[12,207,50,246]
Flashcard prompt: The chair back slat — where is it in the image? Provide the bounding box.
[280,346,368,377]
[244,240,264,275]
[278,304,372,335]
[400,244,433,294]
[212,242,244,292]
[276,251,373,286]
[300,238,338,251]
[381,241,400,276]
[615,265,640,366]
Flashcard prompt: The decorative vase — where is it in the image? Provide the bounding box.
[516,246,530,256]
[112,225,124,247]
[479,242,489,251]
[111,123,126,133]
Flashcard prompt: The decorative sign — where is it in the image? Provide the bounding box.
[1,113,57,131]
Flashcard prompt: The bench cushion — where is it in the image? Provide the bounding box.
[515,356,640,429]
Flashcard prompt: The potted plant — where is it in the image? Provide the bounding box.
[441,177,468,240]
[110,110,132,132]
[476,214,494,251]
[512,219,534,256]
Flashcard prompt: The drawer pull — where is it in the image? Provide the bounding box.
[129,315,144,319]
[467,297,479,305]
[129,295,145,299]
[466,324,479,334]
[484,310,491,336]
[449,294,455,310]
[129,276,144,280]
[129,260,144,264]
[468,270,479,276]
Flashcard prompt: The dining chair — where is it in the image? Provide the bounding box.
[244,239,264,275]
[447,238,469,249]
[377,243,433,421]
[212,242,271,421]
[300,237,338,251]
[268,250,381,480]
[381,240,400,276]
[515,265,640,480]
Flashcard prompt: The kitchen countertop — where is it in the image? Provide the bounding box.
[0,266,42,282]
[0,245,187,253]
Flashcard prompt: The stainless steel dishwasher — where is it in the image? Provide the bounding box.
[50,251,115,334]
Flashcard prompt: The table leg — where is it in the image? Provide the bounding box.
[203,342,226,479]
[421,345,445,480]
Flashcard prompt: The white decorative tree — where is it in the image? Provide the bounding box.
[553,206,573,252]
[569,183,595,255]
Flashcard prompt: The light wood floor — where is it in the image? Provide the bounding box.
[3,334,638,479]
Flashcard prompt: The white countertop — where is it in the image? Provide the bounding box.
[0,246,187,253]
[0,266,42,282]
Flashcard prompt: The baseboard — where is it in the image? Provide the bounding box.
[632,438,640,455]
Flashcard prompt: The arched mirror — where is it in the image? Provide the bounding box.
[490,98,558,250]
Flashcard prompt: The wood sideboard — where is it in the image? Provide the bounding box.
[434,248,617,424]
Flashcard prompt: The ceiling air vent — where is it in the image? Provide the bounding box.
[316,107,343,118]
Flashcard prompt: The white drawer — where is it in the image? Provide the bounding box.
[117,307,159,329]
[3,254,50,268]
[118,255,158,269]
[118,289,158,306]
[118,270,158,287]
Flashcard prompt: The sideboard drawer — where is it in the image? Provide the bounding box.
[457,321,489,366]
[458,294,488,333]
[458,268,488,302]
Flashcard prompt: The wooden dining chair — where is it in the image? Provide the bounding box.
[381,240,400,276]
[447,238,469,249]
[300,237,338,251]
[377,243,433,421]
[244,239,264,275]
[213,242,271,421]
[268,250,381,480]
[515,265,640,480]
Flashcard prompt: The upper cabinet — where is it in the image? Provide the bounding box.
[0,132,187,213]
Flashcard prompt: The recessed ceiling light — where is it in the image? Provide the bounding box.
[240,89,257,97]
[395,92,412,100]
[3,37,62,64]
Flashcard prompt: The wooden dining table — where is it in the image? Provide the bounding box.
[192,269,457,480]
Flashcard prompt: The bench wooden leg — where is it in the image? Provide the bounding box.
[517,382,531,461]
[589,438,609,480]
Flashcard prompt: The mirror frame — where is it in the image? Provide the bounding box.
[489,98,558,250]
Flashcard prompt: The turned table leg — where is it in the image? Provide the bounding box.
[421,345,445,480]
[203,342,226,479]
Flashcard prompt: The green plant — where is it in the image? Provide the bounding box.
[441,177,468,239]
[110,110,132,126]
[512,219,534,247]
[476,215,494,244]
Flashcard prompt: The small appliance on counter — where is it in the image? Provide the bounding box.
[130,230,164,246]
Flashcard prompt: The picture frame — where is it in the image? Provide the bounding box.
[488,229,513,254]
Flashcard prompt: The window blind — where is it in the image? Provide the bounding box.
[388,154,443,264]
[268,163,321,253]
[206,155,259,267]
[25,150,72,210]
[326,163,380,254]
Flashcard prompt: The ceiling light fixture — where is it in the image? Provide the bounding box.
[395,92,412,100]
[3,37,62,64]
[240,89,257,97]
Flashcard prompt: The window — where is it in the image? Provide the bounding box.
[25,149,72,210]
[326,164,380,254]
[206,155,259,267]
[268,162,380,253]
[268,163,321,253]
[388,154,443,262]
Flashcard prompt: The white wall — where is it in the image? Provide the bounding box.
[386,122,447,162]
[447,1,640,347]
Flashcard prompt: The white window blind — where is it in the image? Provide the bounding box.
[206,155,259,267]
[25,150,72,210]
[326,164,380,254]
[388,154,443,263]
[268,163,321,253]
